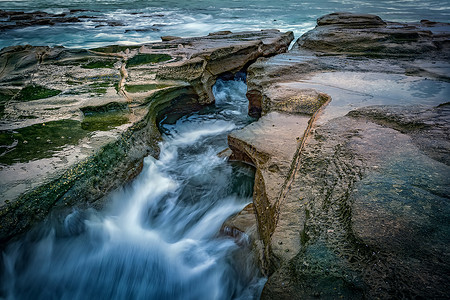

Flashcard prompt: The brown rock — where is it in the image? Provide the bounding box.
[160,36,181,41]
[156,30,294,104]
[226,12,450,299]
[316,12,386,27]
[297,12,450,57]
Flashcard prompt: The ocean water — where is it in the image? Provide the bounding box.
[0,0,449,49]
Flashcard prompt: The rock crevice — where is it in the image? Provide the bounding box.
[0,30,293,245]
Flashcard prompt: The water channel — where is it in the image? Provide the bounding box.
[1,76,264,299]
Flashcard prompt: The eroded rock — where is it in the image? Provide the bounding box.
[156,30,294,104]
[0,29,292,245]
[227,12,450,299]
[298,11,450,57]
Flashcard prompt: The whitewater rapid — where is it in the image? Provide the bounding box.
[1,77,264,299]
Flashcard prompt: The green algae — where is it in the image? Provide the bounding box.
[0,108,131,165]
[81,102,128,114]
[0,120,89,165]
[88,82,112,94]
[90,88,107,94]
[151,44,178,50]
[81,60,116,69]
[0,111,157,244]
[127,54,172,67]
[124,83,171,93]
[80,102,130,131]
[0,89,14,117]
[66,80,81,86]
[15,85,61,101]
[90,45,140,53]
[81,111,129,131]
[89,82,111,88]
[56,57,116,69]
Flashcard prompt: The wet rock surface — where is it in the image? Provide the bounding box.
[0,30,292,245]
[0,9,121,31]
[228,12,450,299]
[298,11,450,58]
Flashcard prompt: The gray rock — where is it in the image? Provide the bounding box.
[227,12,450,299]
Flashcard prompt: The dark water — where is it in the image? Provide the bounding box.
[1,78,264,299]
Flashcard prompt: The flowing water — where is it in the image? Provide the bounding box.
[1,0,449,49]
[1,77,264,299]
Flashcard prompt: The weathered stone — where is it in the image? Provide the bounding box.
[317,12,386,27]
[156,30,294,104]
[160,36,181,41]
[297,12,450,58]
[0,30,292,245]
[0,9,83,31]
[226,12,450,299]
[229,111,319,273]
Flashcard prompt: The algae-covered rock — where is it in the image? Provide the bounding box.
[0,29,293,245]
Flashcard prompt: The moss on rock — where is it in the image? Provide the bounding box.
[15,84,61,101]
[127,54,172,67]
[90,45,140,54]
[0,120,89,165]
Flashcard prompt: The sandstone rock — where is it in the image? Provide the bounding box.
[0,9,84,31]
[227,12,450,299]
[316,12,386,27]
[160,36,181,41]
[208,31,233,36]
[156,30,293,104]
[297,12,450,57]
[229,111,319,273]
[0,30,292,245]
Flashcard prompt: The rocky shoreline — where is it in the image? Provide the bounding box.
[0,29,292,245]
[226,12,449,299]
[0,11,449,299]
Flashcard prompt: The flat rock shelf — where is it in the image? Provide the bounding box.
[227,12,450,299]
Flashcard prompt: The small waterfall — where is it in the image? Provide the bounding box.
[1,76,265,299]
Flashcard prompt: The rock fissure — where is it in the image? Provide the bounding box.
[0,30,293,245]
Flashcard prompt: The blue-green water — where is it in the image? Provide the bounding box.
[1,0,449,49]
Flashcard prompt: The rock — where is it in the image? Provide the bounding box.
[156,30,294,104]
[221,203,258,246]
[0,9,133,32]
[316,12,386,27]
[125,28,160,33]
[297,12,450,57]
[0,10,83,31]
[227,12,450,299]
[229,111,318,273]
[160,36,181,41]
[0,30,292,245]
[208,31,233,36]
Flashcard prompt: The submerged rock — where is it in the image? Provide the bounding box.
[227,12,450,299]
[0,30,293,245]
